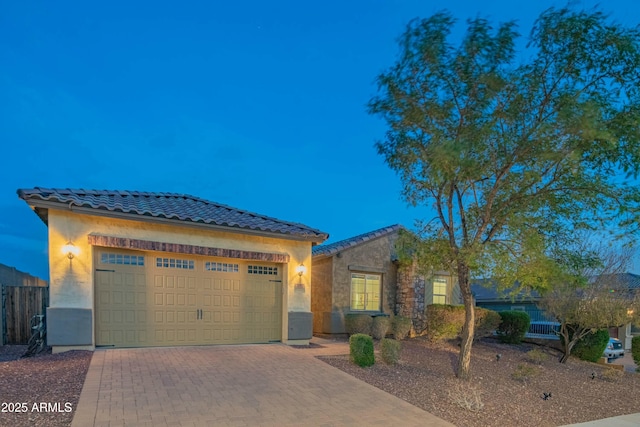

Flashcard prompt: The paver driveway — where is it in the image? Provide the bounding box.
[72,340,453,426]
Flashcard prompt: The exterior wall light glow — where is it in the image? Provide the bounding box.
[62,242,80,260]
[294,263,307,292]
[295,263,307,277]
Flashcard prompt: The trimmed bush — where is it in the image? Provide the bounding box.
[426,304,464,341]
[573,329,609,363]
[345,314,373,336]
[392,315,412,340]
[380,338,401,365]
[349,333,375,367]
[475,308,502,339]
[632,336,640,369]
[372,316,391,340]
[497,311,530,344]
[425,305,501,342]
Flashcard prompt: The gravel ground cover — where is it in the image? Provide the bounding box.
[0,346,92,427]
[0,338,638,427]
[319,337,640,427]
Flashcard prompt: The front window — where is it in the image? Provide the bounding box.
[350,273,381,311]
[433,277,447,304]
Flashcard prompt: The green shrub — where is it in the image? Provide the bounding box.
[349,333,375,367]
[632,336,640,369]
[426,304,463,341]
[380,338,401,365]
[475,308,502,339]
[372,316,391,340]
[392,315,412,340]
[497,311,530,344]
[345,314,373,336]
[573,329,609,363]
[425,305,501,342]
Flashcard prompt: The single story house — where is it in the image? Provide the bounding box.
[18,188,328,353]
[311,224,460,335]
[472,273,640,349]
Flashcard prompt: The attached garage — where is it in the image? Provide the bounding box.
[17,188,328,352]
[94,248,283,347]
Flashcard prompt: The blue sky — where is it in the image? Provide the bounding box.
[1,0,638,280]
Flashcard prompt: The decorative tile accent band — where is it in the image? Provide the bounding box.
[87,234,290,263]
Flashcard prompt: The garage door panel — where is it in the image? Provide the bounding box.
[96,250,282,347]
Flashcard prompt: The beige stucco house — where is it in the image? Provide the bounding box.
[311,225,460,335]
[18,188,328,353]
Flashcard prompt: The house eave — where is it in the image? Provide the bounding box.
[24,200,327,243]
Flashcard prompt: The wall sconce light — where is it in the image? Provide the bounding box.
[295,263,307,278]
[62,242,80,260]
[295,263,307,291]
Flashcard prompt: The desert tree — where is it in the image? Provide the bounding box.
[540,240,640,363]
[368,7,640,378]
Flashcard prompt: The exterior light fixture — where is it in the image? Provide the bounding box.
[62,242,80,260]
[294,263,307,291]
[295,263,307,277]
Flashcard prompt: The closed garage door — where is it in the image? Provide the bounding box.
[95,249,282,347]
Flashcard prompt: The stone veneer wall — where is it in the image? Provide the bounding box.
[395,260,428,335]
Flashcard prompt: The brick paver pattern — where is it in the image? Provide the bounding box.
[72,340,454,426]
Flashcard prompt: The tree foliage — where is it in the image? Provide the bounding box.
[539,240,640,363]
[369,7,640,378]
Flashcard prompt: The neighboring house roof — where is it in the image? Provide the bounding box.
[17,187,329,242]
[312,224,403,258]
[471,279,542,303]
[472,272,640,303]
[592,273,640,290]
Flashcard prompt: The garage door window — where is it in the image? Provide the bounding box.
[100,253,145,266]
[156,257,195,269]
[248,265,278,275]
[205,262,239,272]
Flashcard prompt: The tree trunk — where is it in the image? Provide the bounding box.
[457,262,475,380]
[559,336,574,363]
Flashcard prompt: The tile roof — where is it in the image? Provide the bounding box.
[17,187,329,242]
[312,224,403,258]
[472,272,640,302]
[471,280,542,302]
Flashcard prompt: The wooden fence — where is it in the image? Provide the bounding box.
[1,285,49,344]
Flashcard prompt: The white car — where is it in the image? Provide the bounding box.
[603,338,625,361]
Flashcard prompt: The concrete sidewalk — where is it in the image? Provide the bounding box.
[71,338,453,426]
[561,413,640,426]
